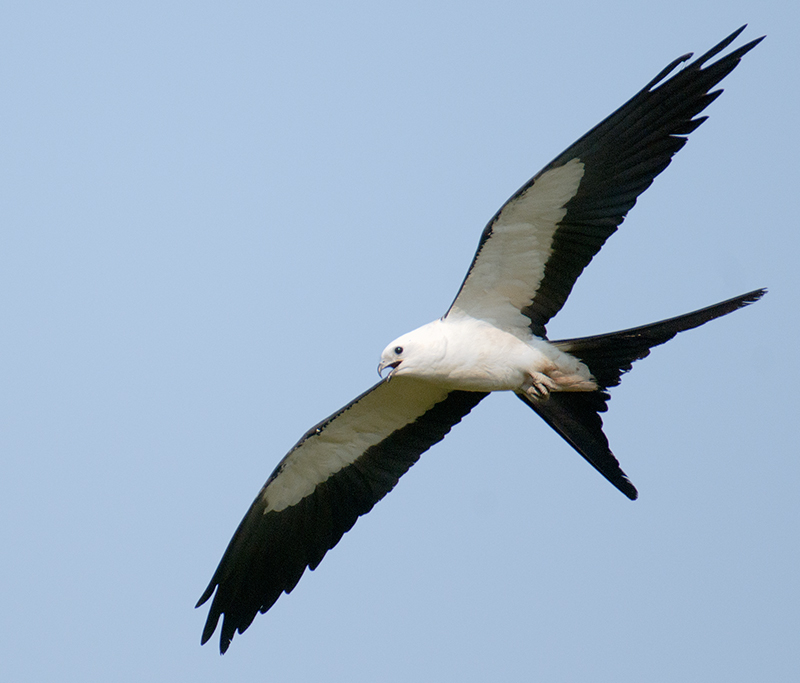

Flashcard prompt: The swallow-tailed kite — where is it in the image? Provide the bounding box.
[198,27,765,652]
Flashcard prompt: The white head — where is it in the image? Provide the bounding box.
[377,320,446,379]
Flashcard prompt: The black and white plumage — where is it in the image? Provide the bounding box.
[197,27,765,653]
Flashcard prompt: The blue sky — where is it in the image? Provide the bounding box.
[2,2,798,681]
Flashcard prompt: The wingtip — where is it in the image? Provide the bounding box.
[613,467,638,500]
[745,287,767,302]
[694,25,747,65]
[725,24,767,49]
[200,616,219,648]
[644,25,764,93]
[728,287,767,311]
[644,53,692,90]
[198,596,224,649]
[219,636,232,655]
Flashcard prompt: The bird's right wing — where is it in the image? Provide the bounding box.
[197,376,487,653]
[446,27,763,340]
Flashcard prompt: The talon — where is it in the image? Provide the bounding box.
[526,385,549,401]
[523,372,557,401]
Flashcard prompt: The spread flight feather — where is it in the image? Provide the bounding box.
[197,27,765,653]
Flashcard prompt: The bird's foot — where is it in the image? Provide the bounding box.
[523,372,558,401]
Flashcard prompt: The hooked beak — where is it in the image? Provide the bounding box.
[377,360,401,377]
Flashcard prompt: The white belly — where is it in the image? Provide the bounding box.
[412,316,594,393]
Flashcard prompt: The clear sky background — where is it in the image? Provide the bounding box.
[2,2,798,682]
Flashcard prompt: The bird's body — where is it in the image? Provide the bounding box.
[380,316,596,396]
[197,26,765,653]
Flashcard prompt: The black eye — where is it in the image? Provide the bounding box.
[394,346,403,355]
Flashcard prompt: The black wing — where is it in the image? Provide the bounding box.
[446,27,762,339]
[197,377,486,653]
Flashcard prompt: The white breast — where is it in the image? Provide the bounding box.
[404,316,560,391]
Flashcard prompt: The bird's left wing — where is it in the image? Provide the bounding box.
[197,377,487,653]
[446,27,762,339]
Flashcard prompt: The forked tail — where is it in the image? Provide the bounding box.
[519,289,765,499]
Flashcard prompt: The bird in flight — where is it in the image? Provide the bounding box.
[197,26,765,653]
